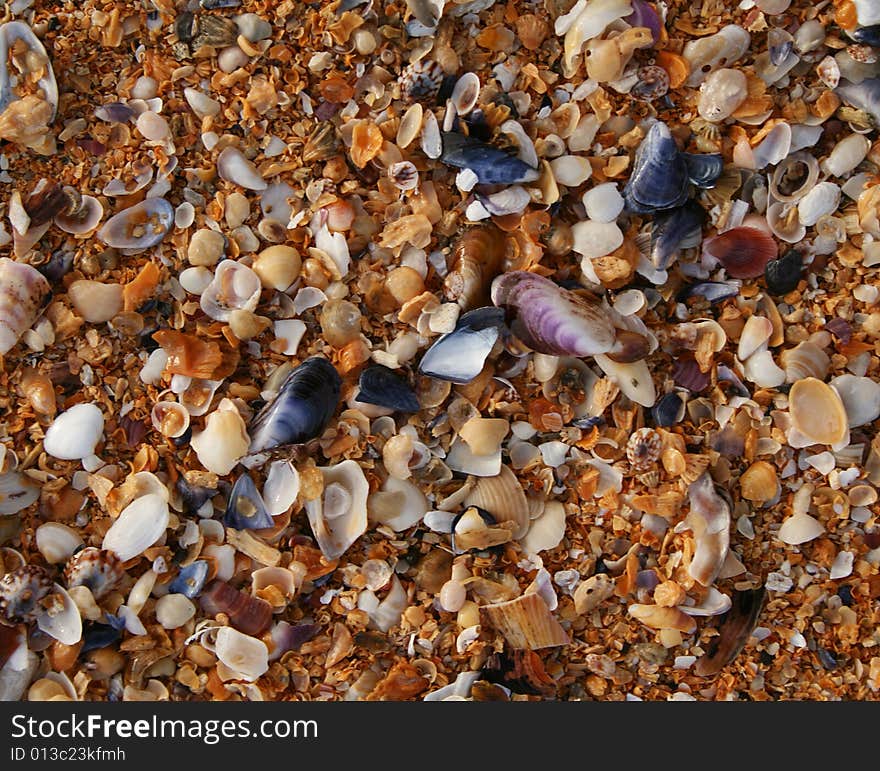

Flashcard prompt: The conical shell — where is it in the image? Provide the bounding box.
[0,257,50,355]
[463,465,530,540]
[480,592,569,649]
[788,377,849,447]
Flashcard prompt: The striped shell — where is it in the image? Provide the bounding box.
[0,257,50,355]
[0,564,53,623]
[626,428,662,471]
[63,548,124,601]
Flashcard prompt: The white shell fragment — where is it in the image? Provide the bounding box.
[306,460,369,561]
[217,146,268,190]
[214,626,269,681]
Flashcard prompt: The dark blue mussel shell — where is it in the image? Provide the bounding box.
[650,200,705,269]
[652,391,685,427]
[680,281,742,304]
[846,25,880,47]
[624,121,690,213]
[225,472,274,530]
[418,307,506,384]
[440,132,540,185]
[358,365,420,413]
[764,249,803,296]
[681,152,723,188]
[248,357,341,453]
[836,78,880,125]
[168,560,209,599]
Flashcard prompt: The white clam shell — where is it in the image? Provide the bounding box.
[0,470,40,515]
[305,460,369,561]
[102,493,170,561]
[582,183,624,223]
[778,512,824,545]
[737,315,773,361]
[797,181,841,227]
[200,259,262,322]
[369,476,428,532]
[0,257,51,356]
[451,72,480,116]
[821,133,870,178]
[678,586,732,617]
[214,626,268,682]
[520,501,566,554]
[571,219,623,259]
[262,460,300,516]
[35,584,82,646]
[35,523,83,564]
[830,374,880,428]
[44,403,104,460]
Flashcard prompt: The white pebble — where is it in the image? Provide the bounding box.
[439,580,466,612]
[218,45,250,73]
[131,76,158,100]
[155,594,195,629]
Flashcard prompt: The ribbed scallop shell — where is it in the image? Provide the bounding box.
[63,547,123,601]
[463,465,530,540]
[0,257,50,355]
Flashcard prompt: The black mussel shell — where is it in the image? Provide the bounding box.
[168,560,209,599]
[418,307,506,384]
[80,622,122,653]
[846,25,880,48]
[36,250,74,283]
[681,152,724,188]
[248,357,341,454]
[716,364,750,398]
[764,249,803,295]
[624,121,690,213]
[483,650,557,697]
[176,475,216,515]
[650,200,705,269]
[224,473,274,530]
[440,132,540,185]
[174,11,196,42]
[357,365,420,413]
[651,392,685,427]
[694,587,765,677]
[201,0,241,8]
[680,281,742,304]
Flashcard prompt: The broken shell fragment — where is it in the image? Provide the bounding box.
[462,465,530,540]
[150,401,190,439]
[54,195,103,235]
[480,592,569,650]
[217,146,267,190]
[214,626,268,681]
[829,374,880,428]
[0,565,53,623]
[306,460,369,561]
[628,603,697,633]
[191,398,250,475]
[199,260,262,322]
[35,584,82,646]
[573,573,615,615]
[681,473,730,587]
[418,307,505,384]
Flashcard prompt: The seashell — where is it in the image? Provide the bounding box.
[739,461,779,503]
[63,548,123,601]
[519,501,566,554]
[480,592,569,649]
[698,68,748,122]
[797,181,841,227]
[357,365,420,413]
[34,584,82,646]
[788,377,849,448]
[766,200,805,244]
[214,626,268,682]
[262,461,299,517]
[0,565,52,623]
[97,198,173,253]
[682,25,751,88]
[192,398,250,475]
[200,580,272,635]
[778,510,825,545]
[573,573,615,615]
[694,587,765,676]
[35,523,83,565]
[626,427,662,471]
[155,594,195,629]
[168,561,209,599]
[306,460,369,561]
[472,186,530,218]
[822,133,870,177]
[217,146,267,191]
[225,473,273,530]
[836,78,880,126]
[743,349,785,388]
[767,152,818,206]
[628,603,697,633]
[594,354,656,407]
[440,131,539,185]
[397,103,423,149]
[150,401,190,439]
[585,27,654,83]
[459,417,509,458]
[462,465,530,540]
[67,280,123,324]
[625,0,663,42]
[650,201,705,270]
[249,357,341,454]
[702,226,777,279]
[418,306,505,384]
[682,280,742,303]
[369,476,429,531]
[102,494,169,562]
[623,121,690,214]
[561,0,633,78]
[0,469,40,516]
[0,257,50,356]
[682,473,730,587]
[445,439,501,477]
[43,403,104,461]
[763,249,803,297]
[681,153,723,188]
[55,195,102,235]
[199,260,261,322]
[679,587,732,617]
[153,330,235,381]
[572,220,624,261]
[451,72,480,115]
[750,122,792,170]
[781,341,830,382]
[492,271,628,360]
[631,64,671,102]
[652,391,686,427]
[582,183,624,223]
[829,374,880,428]
[444,226,506,311]
[737,315,773,361]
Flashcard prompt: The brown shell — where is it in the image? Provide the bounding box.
[480,592,570,650]
[199,579,273,636]
[0,564,53,623]
[444,225,508,311]
[63,548,124,601]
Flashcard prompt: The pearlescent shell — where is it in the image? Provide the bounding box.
[35,583,82,646]
[0,21,58,119]
[35,523,83,565]
[789,377,849,446]
[54,196,103,235]
[780,341,830,382]
[43,403,104,460]
[0,257,51,355]
[102,493,170,561]
[97,198,174,252]
[199,260,261,322]
[306,460,369,561]
[829,374,880,428]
